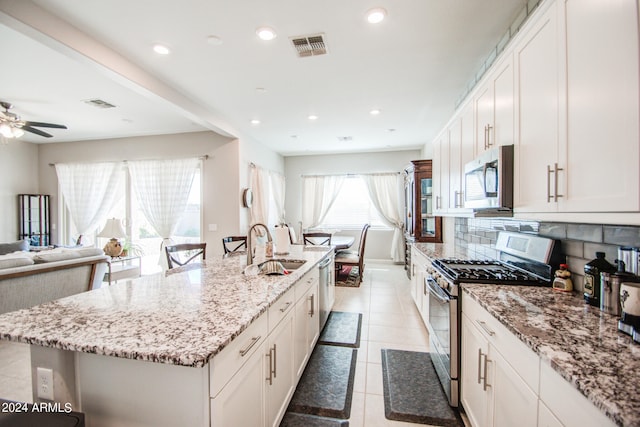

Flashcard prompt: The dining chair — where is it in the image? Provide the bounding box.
[221,236,247,257]
[334,224,370,285]
[303,232,332,246]
[165,243,207,269]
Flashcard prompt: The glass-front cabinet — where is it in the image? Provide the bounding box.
[404,160,442,275]
[18,194,51,247]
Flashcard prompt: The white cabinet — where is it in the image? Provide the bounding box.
[474,54,515,155]
[515,0,640,215]
[461,293,539,427]
[410,246,429,325]
[513,0,563,213]
[449,101,475,211]
[265,304,295,427]
[211,344,265,427]
[432,131,450,215]
[294,277,319,381]
[561,0,640,212]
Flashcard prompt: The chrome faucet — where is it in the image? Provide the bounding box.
[246,223,273,266]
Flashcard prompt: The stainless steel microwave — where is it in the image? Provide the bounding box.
[464,144,514,212]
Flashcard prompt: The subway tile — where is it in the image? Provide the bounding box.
[561,240,584,258]
[566,256,588,277]
[567,224,603,243]
[603,226,640,247]
[539,222,567,240]
[583,243,619,263]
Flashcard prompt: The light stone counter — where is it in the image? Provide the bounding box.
[0,247,331,368]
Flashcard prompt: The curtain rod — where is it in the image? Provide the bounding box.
[49,154,209,166]
[300,171,401,178]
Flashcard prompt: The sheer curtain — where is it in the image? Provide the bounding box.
[249,164,270,226]
[364,173,405,262]
[55,162,124,244]
[128,158,200,269]
[301,175,346,229]
[270,171,286,225]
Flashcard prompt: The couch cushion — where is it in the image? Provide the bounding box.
[76,247,106,257]
[33,251,82,264]
[0,240,29,255]
[0,257,34,269]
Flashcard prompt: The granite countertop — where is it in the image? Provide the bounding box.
[462,285,640,427]
[0,247,331,368]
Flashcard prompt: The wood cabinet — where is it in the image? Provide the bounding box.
[18,194,50,247]
[405,160,442,244]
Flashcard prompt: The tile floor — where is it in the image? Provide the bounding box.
[0,262,448,426]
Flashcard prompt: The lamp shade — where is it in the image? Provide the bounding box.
[97,218,126,238]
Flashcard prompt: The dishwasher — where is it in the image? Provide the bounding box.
[318,253,335,330]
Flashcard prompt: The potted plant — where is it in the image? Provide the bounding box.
[120,239,144,258]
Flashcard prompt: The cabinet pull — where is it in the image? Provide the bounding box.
[279,301,292,313]
[546,164,553,203]
[266,346,274,385]
[476,320,495,336]
[477,348,484,385]
[485,124,493,149]
[239,335,261,357]
[272,344,277,378]
[309,294,315,317]
[483,356,492,391]
[553,163,564,202]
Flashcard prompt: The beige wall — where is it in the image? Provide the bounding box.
[0,139,39,242]
[284,150,421,261]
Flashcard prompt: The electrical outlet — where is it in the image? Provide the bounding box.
[36,367,54,400]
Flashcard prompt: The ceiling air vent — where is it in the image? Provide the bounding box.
[83,99,117,109]
[291,34,327,57]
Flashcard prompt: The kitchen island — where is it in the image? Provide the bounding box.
[0,246,332,427]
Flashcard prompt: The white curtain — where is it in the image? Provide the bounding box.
[301,175,346,229]
[55,162,124,244]
[270,171,286,225]
[128,158,200,269]
[364,173,405,262]
[249,165,270,226]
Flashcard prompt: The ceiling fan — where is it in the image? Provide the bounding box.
[0,101,67,139]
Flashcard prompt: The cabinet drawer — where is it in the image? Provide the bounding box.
[295,268,318,303]
[268,286,296,333]
[210,313,268,398]
[461,292,539,392]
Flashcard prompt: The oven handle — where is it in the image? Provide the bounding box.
[426,276,454,302]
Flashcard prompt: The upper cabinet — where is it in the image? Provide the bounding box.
[431,0,640,223]
[474,53,515,156]
[405,160,442,243]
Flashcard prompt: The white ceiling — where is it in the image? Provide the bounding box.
[0,0,527,156]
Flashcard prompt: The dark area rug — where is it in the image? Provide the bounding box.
[335,266,360,287]
[286,345,358,419]
[318,311,362,348]
[381,349,463,426]
[280,412,349,427]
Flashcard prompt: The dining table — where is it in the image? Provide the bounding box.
[331,236,355,251]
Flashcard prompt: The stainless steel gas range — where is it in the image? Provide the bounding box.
[424,231,562,407]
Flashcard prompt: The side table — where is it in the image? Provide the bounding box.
[103,255,141,285]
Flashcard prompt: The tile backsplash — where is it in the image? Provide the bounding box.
[454,218,640,293]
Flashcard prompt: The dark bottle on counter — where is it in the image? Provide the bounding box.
[584,252,615,306]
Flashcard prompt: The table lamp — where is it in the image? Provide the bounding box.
[98,218,127,257]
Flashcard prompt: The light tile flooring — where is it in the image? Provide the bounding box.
[0,262,450,426]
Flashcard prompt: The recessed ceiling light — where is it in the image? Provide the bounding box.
[250,119,261,125]
[366,8,387,24]
[256,27,277,41]
[370,109,381,115]
[206,35,223,45]
[153,44,171,55]
[308,115,318,121]
[387,128,396,132]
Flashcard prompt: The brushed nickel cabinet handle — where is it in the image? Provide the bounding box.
[554,163,564,202]
[279,301,292,312]
[309,294,315,317]
[239,335,261,357]
[272,343,277,378]
[477,348,483,385]
[486,124,493,148]
[266,347,274,385]
[546,164,553,203]
[476,320,495,336]
[483,357,492,391]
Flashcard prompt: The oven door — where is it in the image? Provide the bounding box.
[425,276,459,406]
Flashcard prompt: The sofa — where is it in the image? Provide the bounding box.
[0,241,109,315]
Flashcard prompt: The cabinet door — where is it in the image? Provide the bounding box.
[266,311,295,427]
[461,314,490,427]
[293,290,310,381]
[492,54,514,148]
[489,346,538,427]
[449,116,464,210]
[211,346,265,427]
[538,401,563,427]
[561,0,640,212]
[433,133,450,214]
[475,83,493,155]
[514,2,562,213]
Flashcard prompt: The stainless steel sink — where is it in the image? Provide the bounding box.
[257,259,307,275]
[276,259,306,271]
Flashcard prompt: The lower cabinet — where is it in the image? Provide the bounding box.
[410,246,429,325]
[293,281,319,380]
[266,309,295,427]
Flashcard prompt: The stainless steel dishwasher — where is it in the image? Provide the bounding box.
[318,253,334,330]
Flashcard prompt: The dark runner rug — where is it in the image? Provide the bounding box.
[280,412,349,427]
[286,345,357,419]
[318,311,362,348]
[381,349,463,426]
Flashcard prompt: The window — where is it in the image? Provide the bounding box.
[319,176,387,229]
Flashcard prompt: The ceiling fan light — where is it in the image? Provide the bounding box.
[12,128,24,138]
[0,123,12,138]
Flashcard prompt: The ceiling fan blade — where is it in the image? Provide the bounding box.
[22,125,53,138]
[24,121,67,129]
